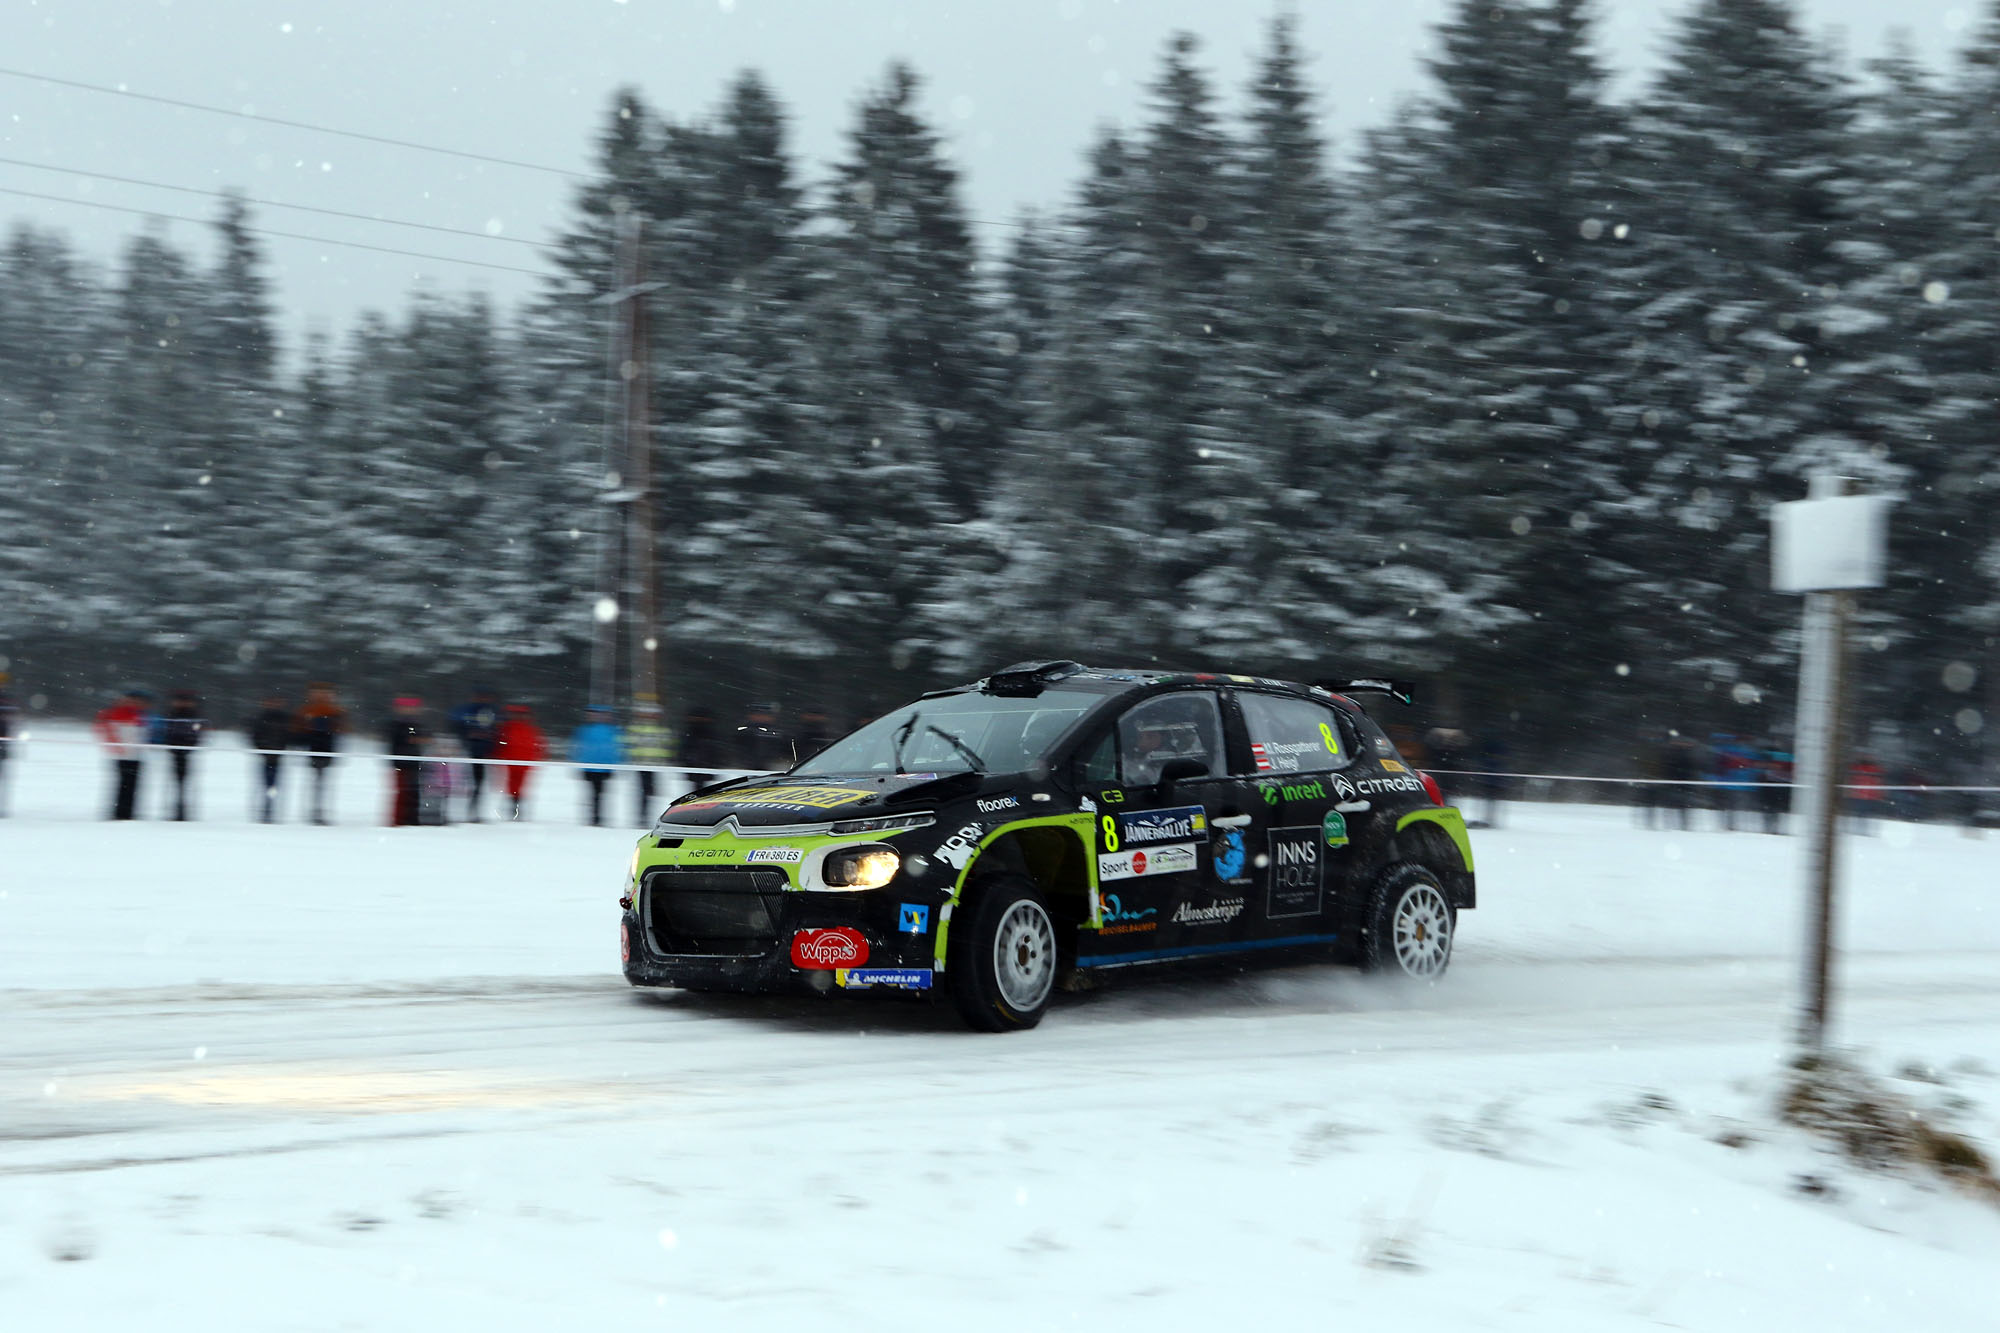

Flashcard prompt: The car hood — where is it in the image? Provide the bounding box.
[661,771,985,828]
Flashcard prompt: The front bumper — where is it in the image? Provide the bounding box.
[621,866,940,994]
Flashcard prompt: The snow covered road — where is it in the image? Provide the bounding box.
[4,758,1999,1329]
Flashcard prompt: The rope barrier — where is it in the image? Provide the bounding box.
[1424,768,2000,795]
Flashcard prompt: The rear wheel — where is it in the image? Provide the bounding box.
[1358,864,1455,981]
[948,875,1056,1032]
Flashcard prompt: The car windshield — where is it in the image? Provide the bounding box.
[794,689,1099,776]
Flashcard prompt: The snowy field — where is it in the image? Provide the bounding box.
[4,726,1999,1330]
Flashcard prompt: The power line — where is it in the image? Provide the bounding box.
[0,66,585,180]
[0,65,1036,236]
[0,185,550,278]
[0,156,558,252]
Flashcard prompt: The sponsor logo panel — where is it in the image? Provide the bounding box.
[1322,810,1350,849]
[836,967,934,991]
[976,795,1021,814]
[936,822,984,871]
[677,784,875,812]
[1118,805,1207,845]
[1267,826,1324,918]
[898,903,930,934]
[1091,891,1159,937]
[790,927,869,969]
[1098,843,1198,882]
[1212,828,1250,883]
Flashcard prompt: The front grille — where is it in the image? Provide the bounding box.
[642,868,789,957]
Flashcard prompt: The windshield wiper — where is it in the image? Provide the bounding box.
[891,712,920,773]
[925,724,986,773]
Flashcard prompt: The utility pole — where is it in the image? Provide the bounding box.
[1772,474,1891,1050]
[587,205,635,712]
[619,209,662,716]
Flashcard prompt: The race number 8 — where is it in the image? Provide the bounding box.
[1101,814,1119,852]
[1320,722,1340,755]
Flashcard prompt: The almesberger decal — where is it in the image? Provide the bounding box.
[1172,898,1245,926]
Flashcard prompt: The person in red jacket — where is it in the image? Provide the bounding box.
[95,688,150,820]
[494,703,547,821]
[1848,755,1886,835]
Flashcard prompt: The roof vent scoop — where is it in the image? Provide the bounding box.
[982,660,1086,697]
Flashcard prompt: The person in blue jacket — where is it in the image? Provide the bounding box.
[570,705,624,827]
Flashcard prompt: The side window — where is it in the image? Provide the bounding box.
[1116,692,1226,787]
[1076,729,1118,787]
[1237,693,1352,775]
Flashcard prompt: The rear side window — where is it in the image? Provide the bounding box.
[1237,693,1352,775]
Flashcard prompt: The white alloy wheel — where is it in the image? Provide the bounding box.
[992,899,1056,1012]
[1392,882,1453,978]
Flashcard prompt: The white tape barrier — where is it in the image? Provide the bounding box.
[6,734,1991,794]
[1425,768,2000,795]
[0,733,768,780]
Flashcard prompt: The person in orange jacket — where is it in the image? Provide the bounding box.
[95,688,150,819]
[494,703,547,820]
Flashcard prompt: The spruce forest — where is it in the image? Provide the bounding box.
[2,0,1996,777]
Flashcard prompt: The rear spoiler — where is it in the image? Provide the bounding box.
[1314,677,1415,707]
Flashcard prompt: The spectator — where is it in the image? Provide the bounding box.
[796,709,835,764]
[679,704,724,791]
[294,683,346,824]
[571,705,623,827]
[248,694,292,823]
[495,703,547,820]
[160,688,204,821]
[1710,733,1759,831]
[1848,755,1886,835]
[96,688,150,820]
[1475,731,1511,828]
[1658,733,1698,831]
[385,697,429,827]
[421,733,463,826]
[1757,742,1793,834]
[737,701,793,772]
[0,670,16,817]
[450,687,501,823]
[626,696,674,826]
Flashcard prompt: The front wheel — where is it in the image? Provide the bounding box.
[1358,864,1455,981]
[948,876,1057,1032]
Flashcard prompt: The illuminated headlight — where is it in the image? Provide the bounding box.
[820,844,901,890]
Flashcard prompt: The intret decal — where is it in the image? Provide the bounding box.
[898,903,930,934]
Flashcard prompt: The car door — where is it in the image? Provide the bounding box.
[1071,689,1237,962]
[1228,690,1364,938]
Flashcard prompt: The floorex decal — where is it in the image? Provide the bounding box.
[1267,826,1323,918]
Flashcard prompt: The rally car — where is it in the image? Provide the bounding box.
[620,661,1475,1031]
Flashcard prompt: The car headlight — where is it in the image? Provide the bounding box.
[820,844,901,890]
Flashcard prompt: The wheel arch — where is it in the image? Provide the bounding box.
[939,817,1097,968]
[1393,807,1476,910]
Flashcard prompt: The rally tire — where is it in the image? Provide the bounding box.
[1357,864,1455,981]
[948,875,1057,1032]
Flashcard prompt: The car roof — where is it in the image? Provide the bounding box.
[942,665,1366,713]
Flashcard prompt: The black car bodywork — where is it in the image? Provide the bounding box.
[620,661,1475,1029]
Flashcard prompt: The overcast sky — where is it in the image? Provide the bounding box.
[2,0,1984,343]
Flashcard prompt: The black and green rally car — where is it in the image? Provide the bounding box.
[620,660,1475,1031]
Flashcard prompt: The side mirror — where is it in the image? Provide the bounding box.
[1155,757,1208,792]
